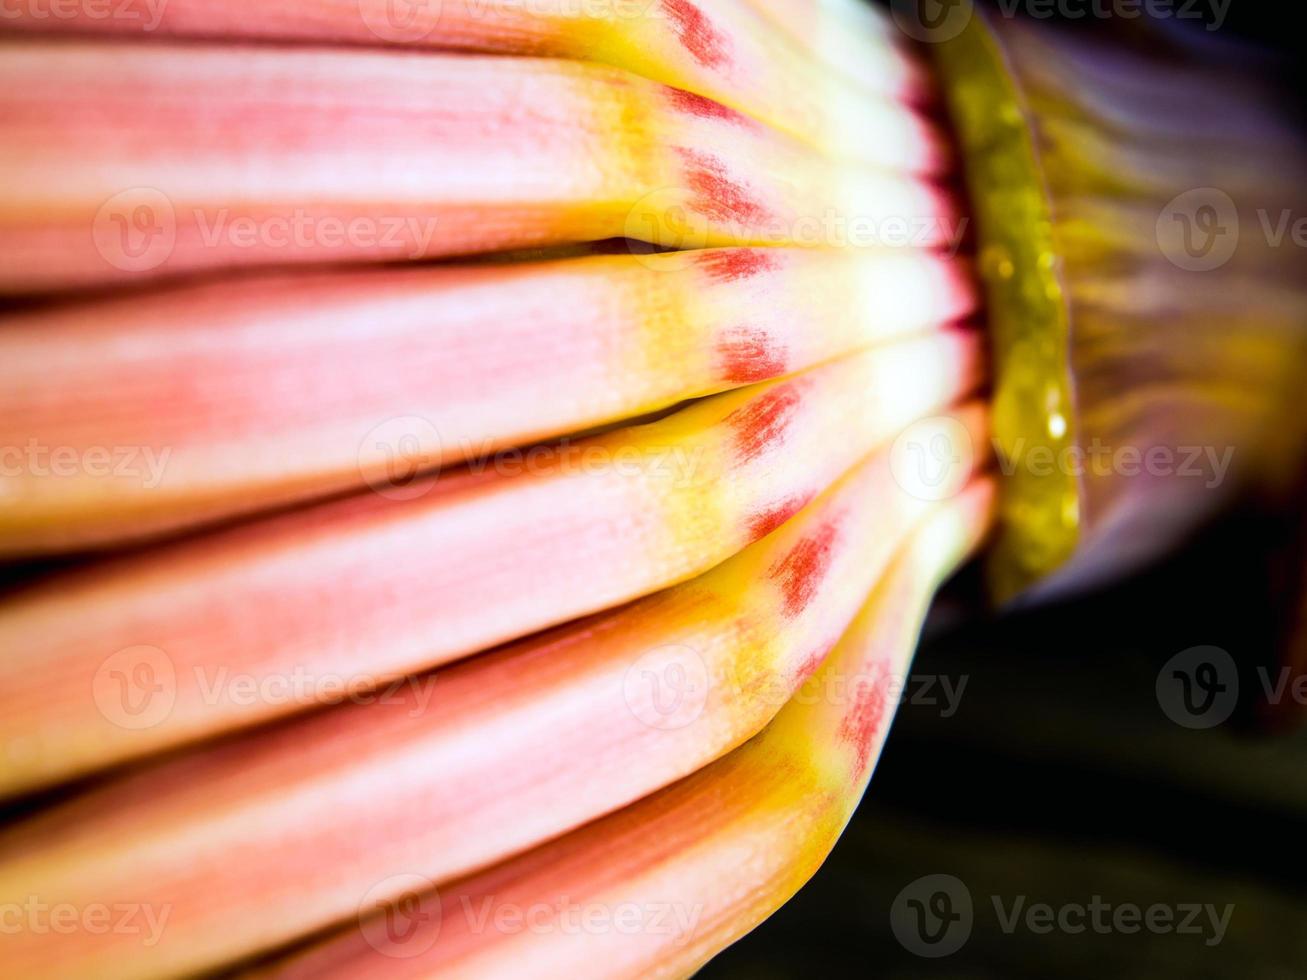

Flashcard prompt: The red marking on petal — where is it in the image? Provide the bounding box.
[666,87,750,125]
[661,0,731,69]
[768,520,839,618]
[677,149,771,228]
[792,637,838,686]
[715,326,788,385]
[697,248,780,283]
[745,491,814,541]
[838,664,894,774]
[727,384,801,464]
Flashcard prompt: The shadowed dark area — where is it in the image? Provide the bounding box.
[704,493,1307,977]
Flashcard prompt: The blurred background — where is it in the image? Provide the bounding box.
[706,3,1307,976]
[707,505,1307,977]
[1,1,1303,976]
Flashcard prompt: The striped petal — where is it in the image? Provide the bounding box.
[0,329,983,797]
[0,413,989,978]
[257,478,996,979]
[0,247,975,553]
[0,0,940,161]
[0,41,956,292]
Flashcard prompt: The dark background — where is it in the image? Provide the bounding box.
[704,512,1307,977]
[705,3,1307,976]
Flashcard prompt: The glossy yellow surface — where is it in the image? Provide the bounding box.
[933,12,1080,601]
